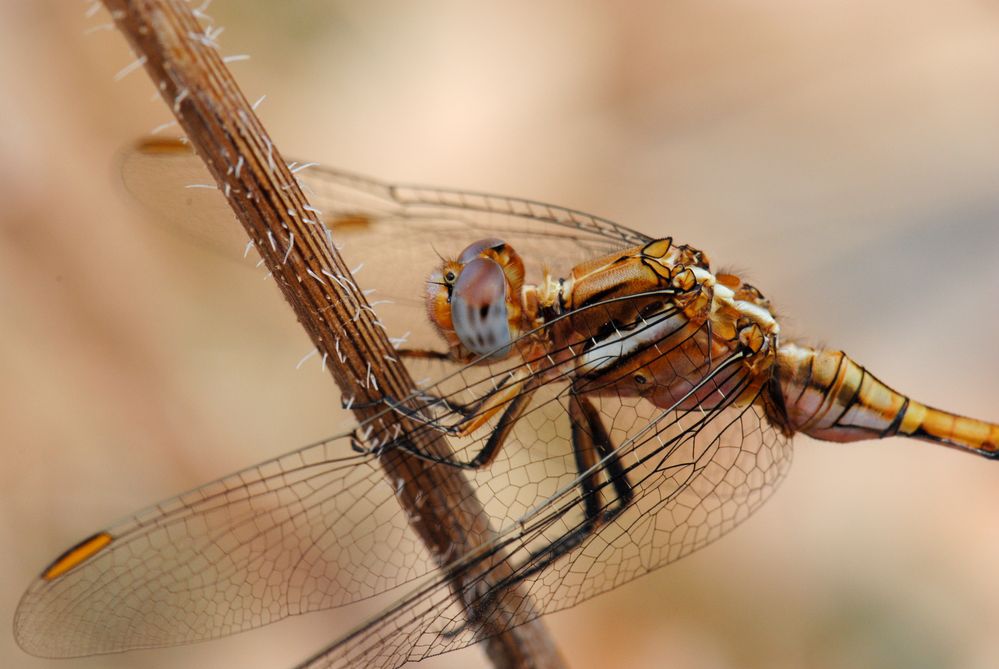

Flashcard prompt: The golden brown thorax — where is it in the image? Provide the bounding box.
[430,237,782,410]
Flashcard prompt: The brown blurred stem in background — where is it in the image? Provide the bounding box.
[99,1,566,667]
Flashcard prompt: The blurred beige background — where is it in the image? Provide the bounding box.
[3,1,999,668]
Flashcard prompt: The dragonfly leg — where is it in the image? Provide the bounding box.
[353,378,538,470]
[508,392,633,578]
[375,367,530,436]
[451,392,633,632]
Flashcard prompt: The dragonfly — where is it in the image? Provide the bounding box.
[14,138,999,669]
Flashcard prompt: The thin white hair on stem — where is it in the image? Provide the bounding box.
[84,22,114,35]
[295,348,319,370]
[113,55,147,82]
[151,120,178,134]
[172,87,189,112]
[290,162,319,174]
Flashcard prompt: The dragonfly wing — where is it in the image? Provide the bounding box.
[13,434,444,658]
[33,141,793,666]
[15,141,654,658]
[295,357,793,669]
[120,137,647,274]
[13,348,593,659]
[120,137,649,371]
[12,293,642,658]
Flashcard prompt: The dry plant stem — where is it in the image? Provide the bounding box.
[100,1,566,667]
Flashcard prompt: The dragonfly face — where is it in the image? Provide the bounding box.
[427,238,526,361]
[13,138,999,669]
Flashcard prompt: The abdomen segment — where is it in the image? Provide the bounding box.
[776,343,999,458]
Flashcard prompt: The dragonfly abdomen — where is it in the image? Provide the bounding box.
[776,343,999,458]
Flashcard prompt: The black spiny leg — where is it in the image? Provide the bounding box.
[510,392,633,580]
[574,391,635,521]
[454,392,634,631]
[459,385,537,468]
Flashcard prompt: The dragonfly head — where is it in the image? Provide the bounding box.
[426,239,526,361]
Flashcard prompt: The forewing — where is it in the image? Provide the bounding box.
[120,138,646,294]
[120,137,649,381]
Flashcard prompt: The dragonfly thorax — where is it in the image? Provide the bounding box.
[551,238,784,412]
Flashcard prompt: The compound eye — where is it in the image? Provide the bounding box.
[458,238,506,264]
[451,258,514,359]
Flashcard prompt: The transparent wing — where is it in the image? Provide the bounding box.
[119,137,650,368]
[17,141,793,664]
[14,292,792,663]
[17,140,652,659]
[297,356,793,669]
[120,139,646,280]
[13,434,440,657]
